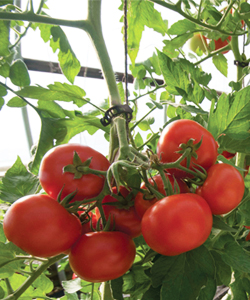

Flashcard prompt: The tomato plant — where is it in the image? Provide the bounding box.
[134,173,189,219]
[3,194,82,257]
[196,163,245,215]
[157,119,218,178]
[141,193,213,256]
[69,231,136,282]
[39,144,110,201]
[99,186,142,238]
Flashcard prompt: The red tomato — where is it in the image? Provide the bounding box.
[72,273,78,279]
[3,194,82,257]
[214,36,231,54]
[221,150,236,159]
[69,231,136,282]
[197,163,245,215]
[39,144,110,201]
[157,119,218,178]
[99,186,141,238]
[134,173,189,219]
[141,193,213,256]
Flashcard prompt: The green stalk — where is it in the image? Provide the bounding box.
[101,281,114,300]
[231,35,246,174]
[85,0,121,107]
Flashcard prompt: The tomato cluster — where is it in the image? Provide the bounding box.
[3,119,246,282]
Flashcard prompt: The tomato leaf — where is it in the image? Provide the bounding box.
[212,216,237,232]
[111,277,124,300]
[213,232,250,273]
[210,251,231,286]
[0,156,40,203]
[229,270,250,300]
[151,245,216,300]
[9,59,30,87]
[126,0,167,64]
[17,83,87,108]
[36,24,80,84]
[208,87,250,153]
[212,54,228,77]
[122,266,151,298]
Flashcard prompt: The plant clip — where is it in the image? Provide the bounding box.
[234,60,249,68]
[100,104,133,127]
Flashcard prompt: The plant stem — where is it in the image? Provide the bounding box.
[101,281,114,300]
[85,0,121,107]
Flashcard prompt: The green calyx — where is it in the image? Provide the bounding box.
[177,137,203,168]
[63,151,92,179]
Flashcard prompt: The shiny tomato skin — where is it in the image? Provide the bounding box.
[69,231,136,282]
[197,163,245,215]
[100,187,141,238]
[157,119,218,178]
[141,193,213,256]
[39,144,110,201]
[3,194,82,257]
[134,173,189,219]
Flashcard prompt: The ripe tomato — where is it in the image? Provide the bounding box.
[221,150,236,160]
[214,36,231,54]
[99,186,141,238]
[196,163,245,215]
[3,194,82,257]
[157,119,218,178]
[189,33,207,53]
[141,193,213,256]
[134,173,189,219]
[39,144,110,201]
[69,231,136,282]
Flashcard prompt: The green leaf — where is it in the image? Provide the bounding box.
[9,59,30,87]
[163,33,193,58]
[0,156,40,203]
[230,270,250,300]
[7,96,27,107]
[212,54,228,77]
[0,223,6,243]
[17,82,87,107]
[151,245,216,300]
[210,251,231,286]
[208,87,250,150]
[212,215,237,232]
[167,19,197,35]
[37,24,81,83]
[213,232,250,273]
[123,266,151,298]
[111,277,124,300]
[0,97,4,110]
[0,85,7,97]
[134,132,144,148]
[127,0,167,64]
[0,20,10,56]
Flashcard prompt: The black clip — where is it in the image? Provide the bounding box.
[234,60,249,68]
[100,104,133,127]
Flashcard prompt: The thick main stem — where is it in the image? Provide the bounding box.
[86,0,121,107]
